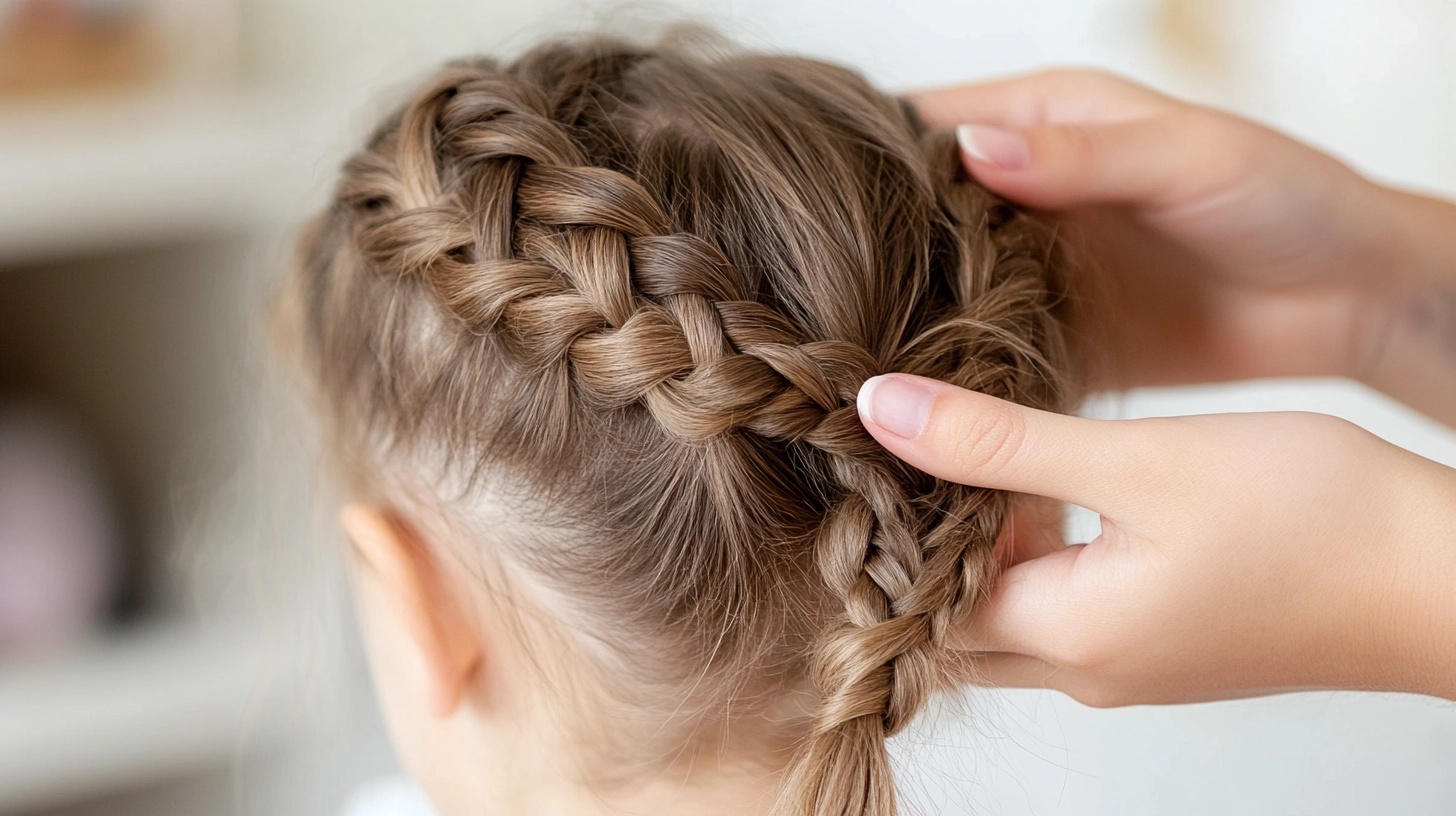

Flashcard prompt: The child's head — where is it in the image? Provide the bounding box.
[286,33,1071,816]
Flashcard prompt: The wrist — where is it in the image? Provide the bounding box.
[1350,186,1456,423]
[1380,187,1456,287]
[1378,457,1456,700]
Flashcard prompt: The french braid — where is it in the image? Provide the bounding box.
[294,35,1072,816]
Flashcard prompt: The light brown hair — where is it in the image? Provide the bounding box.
[286,32,1072,816]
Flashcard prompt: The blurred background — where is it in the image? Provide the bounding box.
[0,1,1452,814]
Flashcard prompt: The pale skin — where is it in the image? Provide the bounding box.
[856,69,1456,705]
[340,505,783,816]
[339,70,1456,815]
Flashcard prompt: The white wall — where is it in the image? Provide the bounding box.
[248,1,1456,813]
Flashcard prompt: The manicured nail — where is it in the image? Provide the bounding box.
[858,374,935,439]
[956,124,1030,171]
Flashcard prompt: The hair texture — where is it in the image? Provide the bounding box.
[286,33,1072,816]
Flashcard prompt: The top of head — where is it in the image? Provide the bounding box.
[289,32,1071,816]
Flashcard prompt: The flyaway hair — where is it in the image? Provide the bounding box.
[285,32,1073,816]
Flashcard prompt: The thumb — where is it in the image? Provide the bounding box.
[857,373,1173,513]
[955,115,1206,210]
[947,543,1089,656]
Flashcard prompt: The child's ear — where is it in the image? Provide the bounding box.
[341,503,483,718]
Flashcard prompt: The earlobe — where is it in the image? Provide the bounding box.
[341,503,484,718]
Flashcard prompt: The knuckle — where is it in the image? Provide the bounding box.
[1302,410,1363,438]
[1212,412,1382,495]
[945,402,1029,481]
[1304,413,1382,463]
[1052,123,1106,170]
[1032,67,1166,116]
[1177,110,1264,194]
[1220,123,1264,174]
[1273,411,1370,455]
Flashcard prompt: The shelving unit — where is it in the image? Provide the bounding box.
[0,89,334,265]
[0,88,361,815]
[0,622,294,812]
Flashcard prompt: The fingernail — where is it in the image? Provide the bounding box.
[956,124,1030,171]
[858,374,935,439]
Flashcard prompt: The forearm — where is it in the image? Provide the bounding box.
[1357,188,1456,426]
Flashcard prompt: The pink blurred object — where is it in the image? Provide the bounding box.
[0,403,120,655]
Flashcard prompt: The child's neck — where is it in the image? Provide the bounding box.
[496,766,782,816]
[457,710,789,816]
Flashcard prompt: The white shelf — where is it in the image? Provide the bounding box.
[0,90,338,265]
[0,620,301,813]
[0,89,354,810]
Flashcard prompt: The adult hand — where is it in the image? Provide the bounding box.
[911,70,1408,393]
[858,373,1456,705]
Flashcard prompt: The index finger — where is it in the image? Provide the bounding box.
[948,543,1088,658]
[858,374,1190,515]
[907,68,1170,130]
